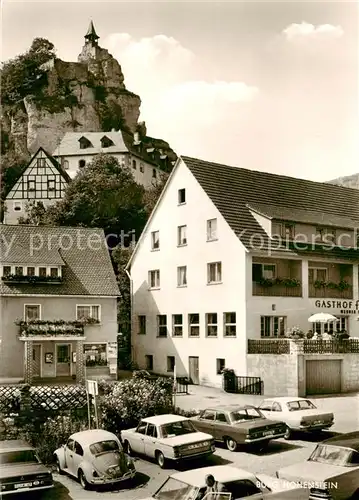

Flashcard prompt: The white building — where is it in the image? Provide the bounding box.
[54,130,168,188]
[4,147,70,225]
[127,155,359,390]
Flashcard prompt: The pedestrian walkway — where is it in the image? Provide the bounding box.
[175,384,359,434]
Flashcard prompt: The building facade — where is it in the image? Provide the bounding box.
[0,225,119,384]
[4,148,70,225]
[127,156,359,393]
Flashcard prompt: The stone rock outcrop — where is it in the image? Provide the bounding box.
[328,174,359,190]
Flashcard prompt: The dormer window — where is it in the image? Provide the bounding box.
[3,266,11,277]
[27,180,35,192]
[1,265,62,284]
[79,137,93,149]
[27,267,35,276]
[279,222,295,240]
[50,268,58,278]
[39,267,47,277]
[15,266,23,276]
[100,136,114,148]
[316,227,336,244]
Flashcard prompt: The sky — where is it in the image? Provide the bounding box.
[1,0,358,181]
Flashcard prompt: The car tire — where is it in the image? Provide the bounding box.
[55,456,64,475]
[78,469,90,490]
[155,451,166,468]
[284,426,292,440]
[225,437,238,452]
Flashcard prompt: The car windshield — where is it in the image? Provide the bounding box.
[0,449,39,465]
[230,408,263,422]
[154,477,198,499]
[160,420,196,438]
[287,400,316,411]
[308,445,351,466]
[89,440,121,456]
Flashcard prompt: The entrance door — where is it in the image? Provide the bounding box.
[32,345,41,377]
[188,356,199,385]
[56,344,71,376]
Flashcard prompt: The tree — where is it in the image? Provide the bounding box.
[112,246,132,340]
[0,151,29,222]
[45,154,147,238]
[143,175,167,217]
[17,201,48,225]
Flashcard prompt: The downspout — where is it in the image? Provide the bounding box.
[125,269,134,367]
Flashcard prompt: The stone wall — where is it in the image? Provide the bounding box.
[247,354,299,397]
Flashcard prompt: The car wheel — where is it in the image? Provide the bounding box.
[78,469,90,490]
[124,440,133,456]
[155,451,166,468]
[55,456,64,475]
[225,437,238,452]
[284,426,292,440]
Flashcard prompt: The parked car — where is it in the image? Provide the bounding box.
[138,465,309,499]
[276,431,359,499]
[0,439,53,496]
[258,397,334,439]
[190,405,286,452]
[54,429,136,490]
[121,414,215,468]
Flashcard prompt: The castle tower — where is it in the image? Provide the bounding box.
[78,20,102,62]
[84,21,100,47]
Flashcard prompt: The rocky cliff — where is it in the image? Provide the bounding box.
[327,174,359,190]
[1,28,176,162]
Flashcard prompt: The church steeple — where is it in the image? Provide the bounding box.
[84,21,99,46]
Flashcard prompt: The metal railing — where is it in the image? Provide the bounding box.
[223,375,263,395]
[248,339,290,354]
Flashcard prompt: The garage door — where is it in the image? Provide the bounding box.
[306,360,341,395]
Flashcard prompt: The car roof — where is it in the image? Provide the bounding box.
[141,414,188,425]
[322,431,359,452]
[201,405,257,412]
[261,397,310,403]
[70,429,118,445]
[0,440,33,452]
[171,465,256,487]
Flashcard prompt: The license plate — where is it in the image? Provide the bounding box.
[312,421,323,425]
[263,430,274,436]
[15,482,32,489]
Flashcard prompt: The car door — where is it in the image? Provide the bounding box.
[214,411,232,441]
[143,423,158,459]
[229,479,264,499]
[269,402,283,423]
[72,441,84,475]
[258,400,273,419]
[130,421,147,455]
[340,451,359,498]
[195,410,216,435]
[64,438,75,474]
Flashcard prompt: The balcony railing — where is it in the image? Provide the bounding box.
[248,338,359,354]
[17,320,86,338]
[308,284,352,299]
[252,281,302,297]
[248,339,290,354]
[2,274,63,285]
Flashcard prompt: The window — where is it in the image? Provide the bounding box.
[50,267,58,278]
[74,442,84,456]
[84,343,107,367]
[151,231,160,250]
[27,267,35,276]
[145,354,153,371]
[149,269,160,289]
[36,158,46,168]
[177,225,187,246]
[272,402,282,412]
[89,440,119,455]
[47,179,55,191]
[200,410,215,421]
[138,315,146,335]
[132,159,137,169]
[140,163,144,173]
[172,314,183,337]
[62,160,69,170]
[216,358,225,375]
[224,312,236,337]
[77,305,100,321]
[178,188,186,204]
[39,267,47,277]
[260,316,286,337]
[152,168,157,178]
[252,263,276,281]
[279,223,295,240]
[79,137,92,149]
[167,356,175,372]
[100,136,114,148]
[25,305,40,321]
[207,218,217,241]
[3,266,11,277]
[15,266,23,276]
[177,266,187,287]
[14,201,22,211]
[146,423,157,438]
[188,313,200,337]
[207,262,222,284]
[323,316,348,334]
[78,160,86,168]
[27,180,35,191]
[136,422,147,434]
[309,267,327,283]
[316,227,336,244]
[157,315,167,337]
[206,313,218,337]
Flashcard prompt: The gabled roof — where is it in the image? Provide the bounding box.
[182,156,359,253]
[56,131,129,156]
[247,202,359,230]
[0,225,119,297]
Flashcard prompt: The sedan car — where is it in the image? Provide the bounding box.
[258,397,334,439]
[54,429,136,490]
[121,414,215,468]
[0,439,53,496]
[190,405,286,452]
[276,431,359,499]
[138,465,309,499]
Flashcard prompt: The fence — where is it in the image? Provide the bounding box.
[175,377,189,394]
[303,339,359,354]
[223,375,263,395]
[248,339,290,354]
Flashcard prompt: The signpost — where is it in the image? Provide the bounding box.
[173,363,177,408]
[86,379,99,429]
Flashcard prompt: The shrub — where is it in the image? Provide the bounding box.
[100,377,173,434]
[173,407,200,418]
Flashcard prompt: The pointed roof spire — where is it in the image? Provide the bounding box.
[85,21,99,44]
